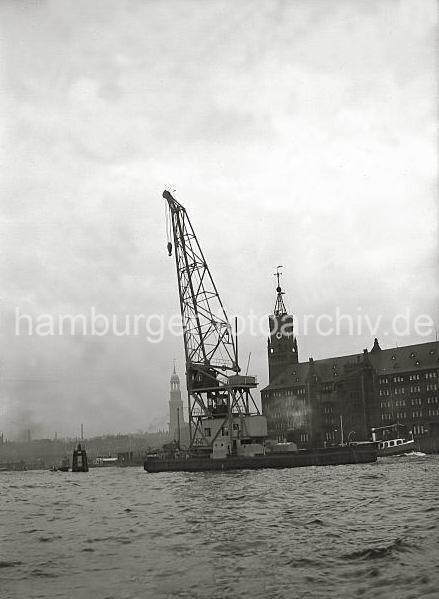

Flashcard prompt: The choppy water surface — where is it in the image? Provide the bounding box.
[1,456,438,599]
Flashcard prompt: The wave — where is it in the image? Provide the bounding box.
[38,535,62,543]
[30,568,59,578]
[344,538,416,560]
[0,560,22,568]
[305,518,325,526]
[286,557,318,567]
[224,494,246,501]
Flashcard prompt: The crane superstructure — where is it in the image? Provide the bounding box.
[163,190,266,456]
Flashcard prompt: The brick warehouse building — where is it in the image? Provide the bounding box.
[261,282,439,453]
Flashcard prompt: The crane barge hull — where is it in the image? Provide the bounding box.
[144,444,377,473]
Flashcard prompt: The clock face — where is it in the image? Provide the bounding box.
[276,332,282,340]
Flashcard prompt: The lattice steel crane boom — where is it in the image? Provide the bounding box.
[163,190,261,450]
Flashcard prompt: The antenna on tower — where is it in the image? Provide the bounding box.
[275,265,283,291]
[273,266,287,316]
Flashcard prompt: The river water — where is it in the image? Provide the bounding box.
[1,455,438,599]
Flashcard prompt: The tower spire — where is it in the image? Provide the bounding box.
[169,361,184,441]
[273,266,287,316]
[267,266,298,381]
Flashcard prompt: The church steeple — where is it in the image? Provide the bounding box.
[169,362,184,441]
[170,359,180,392]
[267,268,298,383]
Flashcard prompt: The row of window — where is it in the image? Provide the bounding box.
[266,410,307,424]
[413,425,427,435]
[268,373,437,399]
[269,387,306,398]
[322,384,333,393]
[380,397,426,408]
[379,385,428,396]
[271,424,287,432]
[381,413,393,421]
[381,411,425,420]
[266,410,286,419]
[268,391,438,410]
[269,428,309,442]
[379,371,437,385]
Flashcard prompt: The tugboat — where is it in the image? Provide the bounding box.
[372,423,415,457]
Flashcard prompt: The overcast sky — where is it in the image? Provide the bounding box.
[0,0,437,439]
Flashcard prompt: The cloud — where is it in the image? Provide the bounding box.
[0,0,437,438]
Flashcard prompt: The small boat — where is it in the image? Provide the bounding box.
[49,457,70,472]
[94,456,118,467]
[371,423,416,457]
[377,437,416,456]
[58,457,70,472]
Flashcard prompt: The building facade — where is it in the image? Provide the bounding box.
[261,285,439,452]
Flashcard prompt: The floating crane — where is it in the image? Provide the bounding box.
[163,190,262,454]
[142,191,378,470]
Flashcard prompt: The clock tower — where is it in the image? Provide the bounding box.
[267,267,298,383]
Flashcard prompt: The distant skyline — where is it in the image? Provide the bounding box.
[1,0,437,439]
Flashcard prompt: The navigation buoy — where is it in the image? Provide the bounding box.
[72,443,89,472]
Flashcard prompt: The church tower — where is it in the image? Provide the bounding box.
[169,362,184,441]
[267,267,298,383]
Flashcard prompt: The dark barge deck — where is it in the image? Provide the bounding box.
[144,444,377,473]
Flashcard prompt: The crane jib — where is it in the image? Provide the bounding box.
[161,189,261,451]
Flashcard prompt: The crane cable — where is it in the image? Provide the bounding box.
[165,201,173,256]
